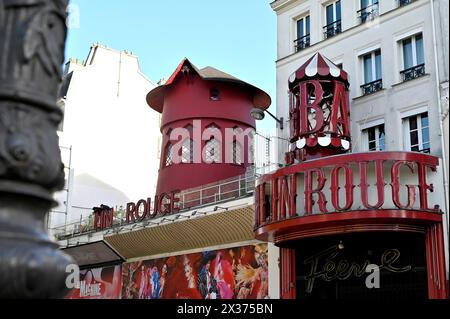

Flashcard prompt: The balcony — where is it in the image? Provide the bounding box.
[360,79,383,96]
[399,0,415,7]
[400,64,426,82]
[51,172,257,240]
[323,20,342,39]
[358,4,379,23]
[411,147,431,154]
[294,34,311,52]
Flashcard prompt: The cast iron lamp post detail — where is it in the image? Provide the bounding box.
[0,0,75,298]
[251,107,284,130]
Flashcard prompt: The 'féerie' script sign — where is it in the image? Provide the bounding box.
[303,245,412,293]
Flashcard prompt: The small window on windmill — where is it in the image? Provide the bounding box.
[210,88,220,101]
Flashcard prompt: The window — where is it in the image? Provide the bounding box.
[324,1,341,39]
[181,139,193,163]
[359,0,379,23]
[210,88,220,101]
[205,124,220,134]
[363,124,385,151]
[164,143,174,167]
[249,143,255,165]
[205,138,221,163]
[295,15,310,52]
[399,0,414,7]
[403,112,430,153]
[401,33,425,82]
[232,141,243,165]
[361,49,383,95]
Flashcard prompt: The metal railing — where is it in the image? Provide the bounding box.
[399,0,415,7]
[50,172,258,240]
[360,79,383,96]
[358,4,379,23]
[294,34,311,52]
[323,20,342,39]
[400,64,426,82]
[412,147,431,154]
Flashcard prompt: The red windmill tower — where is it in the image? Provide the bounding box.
[146,58,271,196]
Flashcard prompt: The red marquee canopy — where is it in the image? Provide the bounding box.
[288,52,349,88]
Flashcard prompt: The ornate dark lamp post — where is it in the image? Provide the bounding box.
[0,0,74,298]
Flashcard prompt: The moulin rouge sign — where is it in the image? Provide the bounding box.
[93,191,181,231]
[255,152,441,227]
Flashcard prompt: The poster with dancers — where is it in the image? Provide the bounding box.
[121,244,268,299]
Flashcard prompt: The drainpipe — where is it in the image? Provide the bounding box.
[430,0,449,277]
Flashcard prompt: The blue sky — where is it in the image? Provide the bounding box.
[66,0,278,131]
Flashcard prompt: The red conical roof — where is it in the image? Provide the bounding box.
[147,58,272,113]
[288,52,349,88]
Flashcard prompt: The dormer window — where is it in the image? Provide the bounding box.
[210,88,220,101]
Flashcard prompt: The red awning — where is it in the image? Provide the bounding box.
[289,52,349,87]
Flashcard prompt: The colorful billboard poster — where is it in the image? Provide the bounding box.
[121,244,268,299]
[67,264,122,299]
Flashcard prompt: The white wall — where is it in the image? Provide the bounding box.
[268,243,280,299]
[254,128,283,175]
[50,45,161,228]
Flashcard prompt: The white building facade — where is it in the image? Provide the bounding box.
[50,44,161,231]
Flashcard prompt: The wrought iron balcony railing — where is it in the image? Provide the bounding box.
[400,64,426,82]
[294,34,311,52]
[411,147,431,154]
[358,4,379,23]
[399,0,415,7]
[360,79,383,96]
[323,20,342,39]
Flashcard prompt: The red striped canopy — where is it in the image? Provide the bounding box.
[288,52,349,88]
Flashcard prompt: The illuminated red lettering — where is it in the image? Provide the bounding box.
[359,160,385,209]
[330,164,354,211]
[279,174,297,219]
[126,202,136,223]
[299,81,324,135]
[135,199,148,221]
[391,161,416,209]
[159,193,171,216]
[329,81,350,137]
[417,162,439,211]
[304,168,327,214]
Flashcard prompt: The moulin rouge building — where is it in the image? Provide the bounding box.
[59,54,448,300]
[254,53,448,299]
